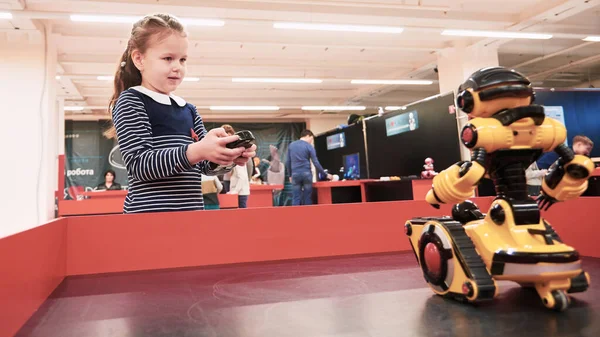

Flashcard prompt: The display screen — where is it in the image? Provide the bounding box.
[326,132,346,150]
[385,110,419,136]
[314,123,367,180]
[343,153,360,180]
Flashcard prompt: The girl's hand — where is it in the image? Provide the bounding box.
[187,128,245,165]
[233,144,257,166]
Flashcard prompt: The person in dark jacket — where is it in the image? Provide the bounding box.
[96,169,122,190]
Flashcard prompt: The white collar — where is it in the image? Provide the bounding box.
[131,85,186,107]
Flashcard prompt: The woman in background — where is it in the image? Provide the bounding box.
[96,169,122,191]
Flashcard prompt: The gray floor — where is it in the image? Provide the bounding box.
[16,252,600,337]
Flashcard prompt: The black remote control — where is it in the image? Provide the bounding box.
[226,130,256,149]
[207,130,256,173]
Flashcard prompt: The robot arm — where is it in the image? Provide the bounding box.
[425,148,487,208]
[538,144,595,210]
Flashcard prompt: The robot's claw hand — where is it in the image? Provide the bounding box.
[536,193,557,211]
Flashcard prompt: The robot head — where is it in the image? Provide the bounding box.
[425,157,434,164]
[456,67,535,118]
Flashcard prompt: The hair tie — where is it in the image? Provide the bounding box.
[120,61,126,68]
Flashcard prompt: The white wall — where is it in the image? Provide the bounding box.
[306,116,349,135]
[0,28,58,239]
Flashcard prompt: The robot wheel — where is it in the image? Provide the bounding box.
[543,290,570,312]
[407,218,497,303]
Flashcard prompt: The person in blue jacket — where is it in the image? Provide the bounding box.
[285,130,332,205]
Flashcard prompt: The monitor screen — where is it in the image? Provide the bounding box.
[326,132,346,150]
[343,153,360,180]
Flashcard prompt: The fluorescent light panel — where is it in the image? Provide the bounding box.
[70,14,224,26]
[70,14,140,23]
[302,106,366,111]
[351,79,433,85]
[179,18,225,27]
[583,36,600,42]
[442,29,552,40]
[232,78,322,84]
[274,22,403,34]
[209,106,280,111]
[385,106,407,111]
[0,12,12,19]
[65,106,85,111]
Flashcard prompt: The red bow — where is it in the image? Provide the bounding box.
[190,128,199,142]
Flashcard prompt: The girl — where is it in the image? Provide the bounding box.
[105,13,255,213]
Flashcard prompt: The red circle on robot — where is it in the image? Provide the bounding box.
[424,242,442,278]
[461,127,474,143]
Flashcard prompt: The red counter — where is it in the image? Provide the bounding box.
[248,184,284,208]
[313,179,434,204]
[58,190,127,216]
[313,180,371,204]
[58,185,284,215]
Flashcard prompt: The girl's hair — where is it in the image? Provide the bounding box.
[103,13,186,138]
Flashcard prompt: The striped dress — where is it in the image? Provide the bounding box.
[112,85,222,213]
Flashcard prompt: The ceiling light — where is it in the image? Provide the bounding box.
[232,78,323,84]
[441,29,552,40]
[97,76,114,81]
[351,79,433,85]
[55,75,61,80]
[0,12,12,20]
[183,77,200,82]
[64,106,85,111]
[209,106,280,111]
[70,14,140,24]
[302,106,366,111]
[273,22,403,34]
[385,106,407,111]
[70,15,224,27]
[583,36,600,42]
[179,18,225,27]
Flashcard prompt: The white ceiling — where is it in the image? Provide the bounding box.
[2,0,600,121]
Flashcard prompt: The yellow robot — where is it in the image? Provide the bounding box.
[405,66,594,311]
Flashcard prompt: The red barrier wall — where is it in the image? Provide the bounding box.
[542,197,600,258]
[1,197,598,335]
[0,219,67,337]
[66,199,487,276]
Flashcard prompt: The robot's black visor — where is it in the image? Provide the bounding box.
[478,85,533,102]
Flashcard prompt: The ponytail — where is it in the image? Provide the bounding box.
[103,46,142,139]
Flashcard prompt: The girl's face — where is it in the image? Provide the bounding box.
[105,172,114,183]
[135,32,188,95]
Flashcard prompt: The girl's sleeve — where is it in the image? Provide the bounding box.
[112,91,194,182]
[191,105,233,175]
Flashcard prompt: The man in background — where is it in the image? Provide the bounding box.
[537,135,594,169]
[286,130,332,206]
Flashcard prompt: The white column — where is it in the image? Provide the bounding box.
[0,25,58,238]
[436,44,499,160]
